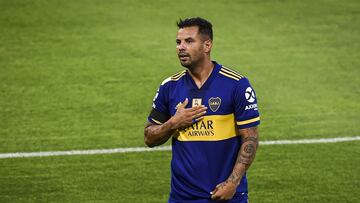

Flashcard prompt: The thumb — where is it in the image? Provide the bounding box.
[210,186,219,197]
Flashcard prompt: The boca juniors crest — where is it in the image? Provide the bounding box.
[208,97,221,112]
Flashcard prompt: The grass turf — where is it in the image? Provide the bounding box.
[1,142,359,202]
[1,0,359,152]
[0,0,359,202]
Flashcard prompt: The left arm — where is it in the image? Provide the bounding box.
[211,126,259,201]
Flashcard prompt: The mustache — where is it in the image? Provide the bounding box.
[178,52,190,57]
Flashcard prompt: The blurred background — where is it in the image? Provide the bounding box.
[0,0,359,202]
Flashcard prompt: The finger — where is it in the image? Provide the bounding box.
[191,110,207,121]
[216,183,223,188]
[211,191,220,200]
[179,98,189,109]
[189,105,207,112]
[210,186,218,195]
[210,183,221,197]
[212,189,227,201]
[182,98,189,107]
[193,116,204,123]
[210,191,217,200]
[189,110,207,119]
[194,108,207,116]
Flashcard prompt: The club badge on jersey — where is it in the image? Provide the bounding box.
[208,97,221,112]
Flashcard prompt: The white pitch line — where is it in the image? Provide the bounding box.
[0,146,172,159]
[1,136,359,159]
[260,136,360,145]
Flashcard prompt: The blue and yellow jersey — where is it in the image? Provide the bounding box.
[148,62,260,202]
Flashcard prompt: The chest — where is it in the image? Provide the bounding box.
[168,82,235,116]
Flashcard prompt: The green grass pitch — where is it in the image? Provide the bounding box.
[0,0,359,202]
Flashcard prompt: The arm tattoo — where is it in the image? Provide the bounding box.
[244,144,254,154]
[238,128,258,164]
[227,170,242,184]
[144,122,174,147]
[227,126,259,185]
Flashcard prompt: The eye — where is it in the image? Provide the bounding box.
[185,39,194,43]
[176,40,181,45]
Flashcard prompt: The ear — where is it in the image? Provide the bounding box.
[204,39,212,53]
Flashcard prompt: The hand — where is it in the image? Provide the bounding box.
[210,180,237,201]
[169,98,207,130]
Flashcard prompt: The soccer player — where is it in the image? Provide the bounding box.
[144,17,260,203]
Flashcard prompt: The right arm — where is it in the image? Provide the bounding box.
[144,98,207,148]
[144,121,176,148]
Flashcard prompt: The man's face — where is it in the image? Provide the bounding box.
[176,26,211,69]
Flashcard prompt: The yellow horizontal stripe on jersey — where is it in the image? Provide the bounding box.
[219,71,240,81]
[151,118,163,125]
[176,114,237,141]
[221,67,243,78]
[236,117,260,126]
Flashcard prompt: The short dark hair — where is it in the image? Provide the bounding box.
[177,17,213,41]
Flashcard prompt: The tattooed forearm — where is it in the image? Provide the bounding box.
[227,126,259,185]
[238,130,258,162]
[144,122,175,148]
[242,136,258,146]
[227,170,243,184]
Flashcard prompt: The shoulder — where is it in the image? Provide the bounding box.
[218,65,244,81]
[217,65,255,92]
[160,70,186,86]
[218,65,251,84]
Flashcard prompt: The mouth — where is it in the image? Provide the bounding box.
[178,53,190,60]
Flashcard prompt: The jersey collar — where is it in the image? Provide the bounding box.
[186,61,221,90]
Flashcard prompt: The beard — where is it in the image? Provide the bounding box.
[179,58,192,68]
[178,53,199,71]
[178,52,191,66]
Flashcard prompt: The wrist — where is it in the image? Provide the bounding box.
[166,117,179,131]
[227,172,242,186]
[227,178,241,187]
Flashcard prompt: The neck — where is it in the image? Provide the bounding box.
[187,58,214,89]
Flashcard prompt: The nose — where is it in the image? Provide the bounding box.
[177,41,186,51]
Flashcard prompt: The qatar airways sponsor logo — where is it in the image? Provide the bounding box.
[181,120,215,136]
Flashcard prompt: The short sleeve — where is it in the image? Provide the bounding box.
[233,78,260,129]
[147,79,171,125]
